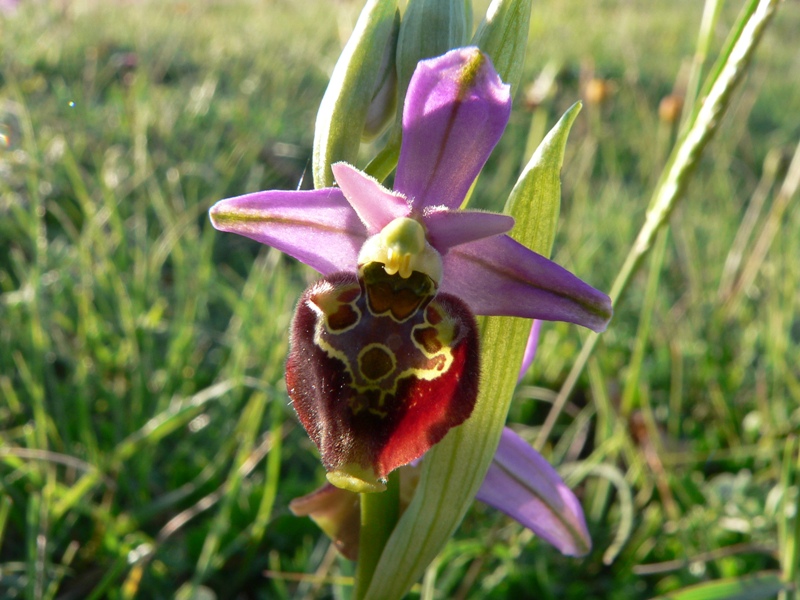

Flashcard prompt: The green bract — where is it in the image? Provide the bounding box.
[312,0,399,188]
[472,0,533,92]
[395,0,470,105]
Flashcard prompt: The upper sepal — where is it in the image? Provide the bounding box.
[394,47,511,211]
[286,272,479,493]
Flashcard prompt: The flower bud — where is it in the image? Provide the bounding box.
[472,0,533,92]
[362,11,400,141]
[313,0,399,188]
[362,66,398,143]
[395,0,470,108]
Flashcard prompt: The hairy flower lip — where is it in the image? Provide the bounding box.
[287,271,480,492]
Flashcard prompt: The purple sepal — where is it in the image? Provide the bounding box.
[440,234,613,332]
[518,319,542,382]
[476,428,591,556]
[209,188,367,276]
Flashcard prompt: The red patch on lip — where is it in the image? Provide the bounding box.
[286,271,479,488]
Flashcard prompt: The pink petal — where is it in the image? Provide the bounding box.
[332,162,410,234]
[476,428,591,556]
[395,47,511,211]
[209,188,366,275]
[422,207,514,253]
[440,234,612,332]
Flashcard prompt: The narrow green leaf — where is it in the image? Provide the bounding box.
[536,0,781,448]
[651,572,787,600]
[506,101,581,255]
[780,436,800,595]
[364,106,581,599]
[612,0,780,303]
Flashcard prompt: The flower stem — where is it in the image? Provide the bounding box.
[535,0,780,450]
[354,470,400,599]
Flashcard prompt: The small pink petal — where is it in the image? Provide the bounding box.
[332,162,410,234]
[422,207,514,253]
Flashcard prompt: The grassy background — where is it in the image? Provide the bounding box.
[1,0,799,598]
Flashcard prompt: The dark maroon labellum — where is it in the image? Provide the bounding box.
[286,267,479,492]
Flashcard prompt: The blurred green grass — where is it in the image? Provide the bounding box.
[1,0,799,598]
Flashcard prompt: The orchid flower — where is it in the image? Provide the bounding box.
[209,47,611,494]
[290,320,591,560]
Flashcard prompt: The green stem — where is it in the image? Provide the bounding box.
[535,0,780,449]
[354,470,400,599]
[619,227,668,417]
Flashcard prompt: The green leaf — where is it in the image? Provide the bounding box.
[506,101,581,256]
[535,0,781,447]
[395,0,469,108]
[650,572,788,600]
[610,0,780,303]
[362,105,581,600]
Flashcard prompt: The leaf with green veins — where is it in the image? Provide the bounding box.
[472,0,533,93]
